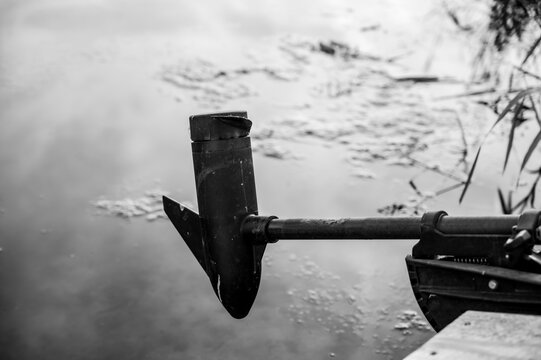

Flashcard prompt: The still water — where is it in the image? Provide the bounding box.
[0,0,512,359]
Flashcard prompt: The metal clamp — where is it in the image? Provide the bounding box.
[242,215,278,244]
[504,210,541,268]
[412,211,448,259]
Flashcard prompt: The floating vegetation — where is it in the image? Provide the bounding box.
[252,141,296,160]
[159,31,487,204]
[275,250,433,358]
[281,255,365,337]
[158,2,540,214]
[313,40,383,62]
[161,57,301,107]
[285,259,362,330]
[377,198,428,217]
[393,310,432,333]
[91,189,182,221]
[351,168,377,180]
[161,63,254,108]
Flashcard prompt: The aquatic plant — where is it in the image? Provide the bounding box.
[488,0,541,52]
[459,0,541,212]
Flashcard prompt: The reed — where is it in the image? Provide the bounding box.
[459,0,541,212]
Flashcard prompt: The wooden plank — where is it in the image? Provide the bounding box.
[404,311,541,360]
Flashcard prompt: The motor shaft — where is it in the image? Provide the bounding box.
[243,215,520,242]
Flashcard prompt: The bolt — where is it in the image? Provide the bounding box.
[488,279,498,290]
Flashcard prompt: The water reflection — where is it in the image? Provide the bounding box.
[0,0,502,359]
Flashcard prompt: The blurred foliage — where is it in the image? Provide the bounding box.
[488,0,541,51]
[458,0,541,211]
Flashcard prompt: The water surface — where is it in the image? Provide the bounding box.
[0,1,511,359]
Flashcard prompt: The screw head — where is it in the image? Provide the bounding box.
[488,279,498,290]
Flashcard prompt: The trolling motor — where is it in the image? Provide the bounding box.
[163,111,541,331]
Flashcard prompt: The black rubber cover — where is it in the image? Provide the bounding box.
[189,111,264,319]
